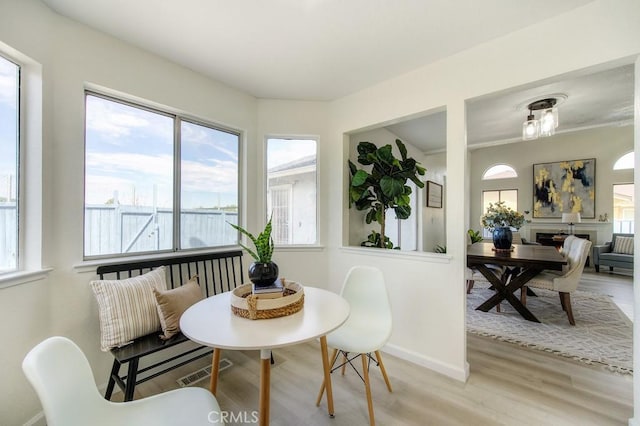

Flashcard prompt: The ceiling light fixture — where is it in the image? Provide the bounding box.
[522,98,559,141]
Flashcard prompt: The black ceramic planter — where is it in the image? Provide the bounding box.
[492,227,513,250]
[248,261,279,287]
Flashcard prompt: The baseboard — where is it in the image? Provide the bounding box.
[23,412,45,426]
[383,343,469,382]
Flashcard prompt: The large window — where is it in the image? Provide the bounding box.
[482,189,518,237]
[266,137,317,245]
[0,55,19,273]
[84,92,240,258]
[613,184,634,234]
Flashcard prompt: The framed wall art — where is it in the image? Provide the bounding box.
[426,180,443,208]
[532,158,596,219]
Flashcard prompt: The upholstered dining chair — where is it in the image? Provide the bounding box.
[22,336,224,426]
[316,266,392,426]
[521,237,592,325]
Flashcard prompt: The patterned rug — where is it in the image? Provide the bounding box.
[466,284,633,374]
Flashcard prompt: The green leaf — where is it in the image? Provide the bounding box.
[365,209,376,224]
[380,175,404,198]
[396,139,408,161]
[357,141,377,155]
[351,169,369,187]
[376,145,394,165]
[348,160,357,176]
[394,205,411,220]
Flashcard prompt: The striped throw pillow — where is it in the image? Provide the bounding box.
[91,266,167,351]
[613,236,634,255]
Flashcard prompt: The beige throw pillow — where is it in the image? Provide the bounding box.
[153,276,204,340]
[613,236,634,255]
[91,266,167,351]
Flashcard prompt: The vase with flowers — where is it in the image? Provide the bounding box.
[480,201,525,251]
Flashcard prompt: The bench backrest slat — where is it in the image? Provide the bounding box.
[96,250,245,297]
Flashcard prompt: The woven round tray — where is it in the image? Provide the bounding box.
[230,280,304,320]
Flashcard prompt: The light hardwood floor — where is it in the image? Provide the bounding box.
[124,268,633,425]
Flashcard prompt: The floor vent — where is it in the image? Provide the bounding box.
[176,358,233,387]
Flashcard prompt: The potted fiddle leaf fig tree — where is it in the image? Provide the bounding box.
[348,139,426,249]
[228,216,277,286]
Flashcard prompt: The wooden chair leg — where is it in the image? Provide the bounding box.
[559,292,567,311]
[466,279,475,294]
[520,286,527,305]
[316,348,339,406]
[361,354,375,426]
[104,359,120,400]
[560,292,575,325]
[341,352,348,376]
[124,358,139,401]
[374,351,392,392]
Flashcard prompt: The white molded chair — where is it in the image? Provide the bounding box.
[22,336,224,426]
[521,237,592,325]
[316,266,392,426]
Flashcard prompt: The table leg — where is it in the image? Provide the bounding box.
[474,265,542,322]
[209,348,221,395]
[259,349,271,426]
[319,335,336,417]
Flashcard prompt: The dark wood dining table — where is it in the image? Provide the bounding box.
[467,242,567,322]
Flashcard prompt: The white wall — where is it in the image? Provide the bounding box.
[470,125,634,244]
[422,152,447,252]
[0,2,257,425]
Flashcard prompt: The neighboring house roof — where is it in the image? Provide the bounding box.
[268,155,316,174]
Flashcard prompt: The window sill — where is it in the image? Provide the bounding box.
[273,245,325,252]
[339,246,452,263]
[0,268,53,289]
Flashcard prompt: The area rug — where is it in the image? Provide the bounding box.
[466,284,633,374]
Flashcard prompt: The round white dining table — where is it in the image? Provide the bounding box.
[180,286,350,426]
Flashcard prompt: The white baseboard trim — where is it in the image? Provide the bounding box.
[22,412,45,426]
[383,343,469,382]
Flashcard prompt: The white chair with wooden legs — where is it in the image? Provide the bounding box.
[23,336,224,426]
[316,266,393,426]
[521,237,592,325]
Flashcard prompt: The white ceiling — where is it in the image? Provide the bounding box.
[40,0,634,151]
[385,63,635,152]
[41,0,594,101]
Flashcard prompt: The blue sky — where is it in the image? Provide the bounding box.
[85,95,239,209]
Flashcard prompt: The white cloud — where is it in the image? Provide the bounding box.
[267,139,316,168]
[0,60,18,108]
[85,95,172,143]
[181,158,238,193]
[86,152,238,207]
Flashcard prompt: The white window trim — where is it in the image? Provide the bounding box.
[264,135,320,246]
[83,89,243,259]
[0,42,44,280]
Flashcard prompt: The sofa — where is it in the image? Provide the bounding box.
[593,233,634,273]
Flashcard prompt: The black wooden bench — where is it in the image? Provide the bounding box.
[96,250,244,401]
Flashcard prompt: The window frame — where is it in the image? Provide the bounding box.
[83,90,243,260]
[0,42,45,286]
[482,164,518,180]
[264,135,319,247]
[481,189,519,237]
[0,53,20,274]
